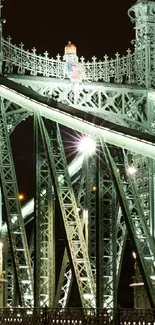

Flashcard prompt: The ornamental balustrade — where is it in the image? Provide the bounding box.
[0,308,154,325]
[1,37,147,86]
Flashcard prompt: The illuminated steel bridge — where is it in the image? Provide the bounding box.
[0,0,155,316]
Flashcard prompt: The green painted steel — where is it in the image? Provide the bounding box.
[34,113,55,307]
[0,98,33,306]
[0,0,155,310]
[38,118,96,308]
[104,143,155,308]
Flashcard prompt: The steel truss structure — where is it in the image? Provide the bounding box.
[0,0,155,312]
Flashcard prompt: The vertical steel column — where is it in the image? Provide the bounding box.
[0,98,33,306]
[34,113,55,307]
[96,145,117,309]
[86,157,97,282]
[148,97,155,239]
[2,230,16,307]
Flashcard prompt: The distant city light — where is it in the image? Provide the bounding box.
[18,194,24,201]
[77,136,96,155]
[92,185,97,191]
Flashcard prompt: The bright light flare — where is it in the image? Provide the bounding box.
[127,165,137,175]
[77,136,96,155]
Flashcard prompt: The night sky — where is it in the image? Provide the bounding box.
[3,0,137,307]
[3,0,135,59]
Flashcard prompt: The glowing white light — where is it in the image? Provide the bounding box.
[127,165,137,175]
[150,275,155,280]
[130,282,144,287]
[77,136,96,155]
[26,310,33,315]
[83,209,88,221]
[0,242,3,250]
[11,216,18,224]
[132,251,136,259]
[58,174,64,185]
[83,293,94,299]
[103,301,107,308]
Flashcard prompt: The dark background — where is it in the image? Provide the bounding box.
[3,0,135,59]
[2,0,136,307]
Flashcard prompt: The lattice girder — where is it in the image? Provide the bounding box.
[96,149,117,309]
[38,117,96,308]
[3,233,15,307]
[54,157,95,309]
[83,157,97,280]
[4,98,32,133]
[131,154,150,221]
[116,206,127,284]
[104,143,155,308]
[40,153,88,309]
[0,98,33,306]
[54,248,72,308]
[74,156,97,280]
[109,147,127,285]
[34,113,55,307]
[9,76,151,132]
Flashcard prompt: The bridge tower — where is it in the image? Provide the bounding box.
[0,0,155,312]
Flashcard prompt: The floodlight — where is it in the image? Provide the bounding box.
[77,136,96,155]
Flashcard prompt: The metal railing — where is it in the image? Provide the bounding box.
[2,37,137,84]
[0,308,154,325]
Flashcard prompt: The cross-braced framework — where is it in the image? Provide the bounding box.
[0,0,155,313]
